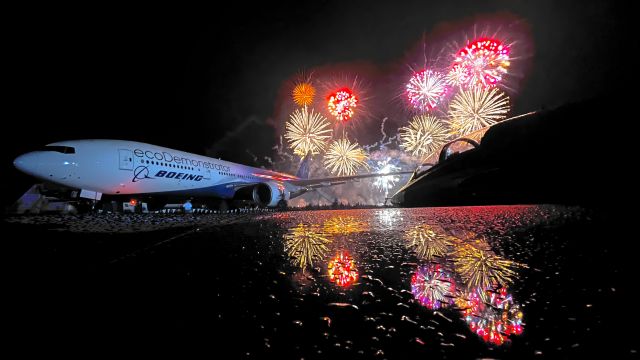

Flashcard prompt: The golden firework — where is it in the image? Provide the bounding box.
[453,243,526,291]
[323,216,367,235]
[323,138,369,176]
[399,115,451,160]
[284,223,332,269]
[285,107,333,156]
[448,87,510,137]
[404,224,453,260]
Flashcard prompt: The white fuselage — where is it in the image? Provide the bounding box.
[14,139,298,206]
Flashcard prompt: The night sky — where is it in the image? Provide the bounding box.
[3,1,629,206]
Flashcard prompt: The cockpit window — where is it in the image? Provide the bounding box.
[40,146,75,154]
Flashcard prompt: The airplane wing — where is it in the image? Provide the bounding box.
[288,172,414,188]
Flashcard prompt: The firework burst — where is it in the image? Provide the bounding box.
[399,115,451,159]
[327,88,358,122]
[284,224,332,270]
[372,158,401,197]
[448,87,509,137]
[457,287,525,345]
[328,251,359,287]
[453,244,526,291]
[411,264,456,309]
[405,224,453,260]
[323,216,367,235]
[446,64,468,87]
[292,82,316,107]
[406,69,448,111]
[450,38,510,89]
[284,107,333,156]
[324,138,369,176]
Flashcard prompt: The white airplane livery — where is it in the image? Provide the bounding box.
[13,139,410,208]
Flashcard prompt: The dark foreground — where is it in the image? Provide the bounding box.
[5,206,635,358]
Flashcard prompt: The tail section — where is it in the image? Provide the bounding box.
[295,153,312,179]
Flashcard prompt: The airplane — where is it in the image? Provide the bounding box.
[13,139,412,211]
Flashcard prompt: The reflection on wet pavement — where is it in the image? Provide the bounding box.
[9,205,634,358]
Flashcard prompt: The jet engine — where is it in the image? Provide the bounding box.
[233,182,289,207]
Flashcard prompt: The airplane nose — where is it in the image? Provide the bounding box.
[14,152,40,176]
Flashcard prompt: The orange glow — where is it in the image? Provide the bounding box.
[129,199,137,206]
[292,82,316,107]
[328,251,359,287]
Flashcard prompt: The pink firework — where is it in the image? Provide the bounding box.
[411,264,456,309]
[449,38,510,89]
[406,69,448,111]
[327,88,358,122]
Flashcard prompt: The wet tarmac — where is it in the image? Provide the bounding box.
[5,206,635,358]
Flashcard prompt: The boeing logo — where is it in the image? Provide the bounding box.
[132,166,152,182]
[154,170,203,181]
[131,167,203,183]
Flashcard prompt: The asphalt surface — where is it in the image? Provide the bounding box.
[4,206,635,358]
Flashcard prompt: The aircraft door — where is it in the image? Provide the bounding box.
[119,149,134,170]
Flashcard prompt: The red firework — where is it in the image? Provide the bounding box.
[456,287,524,345]
[450,38,510,89]
[327,88,358,122]
[328,251,359,287]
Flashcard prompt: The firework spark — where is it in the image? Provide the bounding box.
[453,244,525,291]
[292,82,316,107]
[450,38,510,89]
[284,107,333,156]
[411,264,456,309]
[323,216,367,235]
[448,87,509,137]
[446,64,468,87]
[372,158,401,197]
[405,224,453,260]
[399,115,451,159]
[457,287,525,345]
[284,224,332,270]
[406,69,448,111]
[328,251,359,287]
[327,88,358,122]
[324,138,369,176]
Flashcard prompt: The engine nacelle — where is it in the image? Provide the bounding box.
[234,182,289,207]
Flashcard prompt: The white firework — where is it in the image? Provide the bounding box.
[406,69,448,111]
[372,158,401,197]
